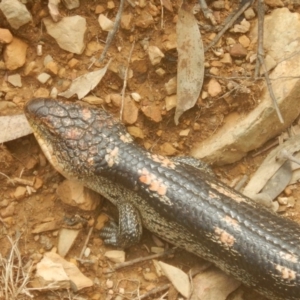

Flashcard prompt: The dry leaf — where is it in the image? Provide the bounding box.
[0,114,32,143]
[158,261,190,297]
[243,135,300,199]
[59,59,111,99]
[190,266,240,300]
[175,3,204,124]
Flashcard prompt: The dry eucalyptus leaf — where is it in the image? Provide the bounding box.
[190,266,240,300]
[175,3,204,124]
[158,261,190,298]
[59,59,111,99]
[243,135,300,199]
[0,114,32,143]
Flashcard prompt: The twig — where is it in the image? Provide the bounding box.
[98,0,125,62]
[79,226,94,260]
[204,1,251,52]
[255,0,284,124]
[104,248,175,273]
[159,0,164,29]
[234,175,248,192]
[198,0,217,25]
[120,41,135,121]
[133,284,170,300]
[277,149,300,165]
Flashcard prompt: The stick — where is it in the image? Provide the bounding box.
[133,284,170,300]
[204,1,251,52]
[198,0,217,25]
[104,248,175,273]
[99,0,125,62]
[120,41,135,121]
[79,226,94,260]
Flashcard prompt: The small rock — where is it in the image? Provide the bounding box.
[143,272,158,282]
[162,32,177,50]
[229,44,247,58]
[141,104,162,122]
[165,77,177,95]
[3,38,28,70]
[122,97,139,124]
[7,74,22,87]
[82,96,104,105]
[207,78,222,97]
[160,142,177,155]
[84,247,91,258]
[34,88,50,98]
[50,87,58,98]
[14,186,27,200]
[24,61,38,76]
[95,5,105,14]
[155,68,166,76]
[0,203,15,218]
[212,1,225,10]
[287,196,296,208]
[265,0,284,7]
[34,177,43,190]
[57,180,101,211]
[238,35,250,48]
[244,8,256,20]
[37,73,51,84]
[68,58,79,68]
[151,247,164,254]
[277,197,288,205]
[0,0,32,29]
[165,95,177,111]
[107,1,115,9]
[0,28,13,43]
[104,250,125,263]
[45,61,58,75]
[148,46,164,65]
[121,13,133,30]
[209,67,219,76]
[63,0,80,9]
[226,37,236,46]
[58,228,81,257]
[95,213,109,230]
[127,126,144,139]
[85,41,103,56]
[98,14,114,31]
[135,10,154,28]
[32,221,59,234]
[230,18,251,33]
[131,92,142,102]
[106,279,114,289]
[43,16,87,54]
[179,129,190,136]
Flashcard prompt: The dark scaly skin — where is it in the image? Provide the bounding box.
[24,98,300,300]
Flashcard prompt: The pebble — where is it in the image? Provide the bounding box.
[0,28,13,43]
[68,58,79,68]
[23,61,38,76]
[229,44,247,58]
[121,13,133,30]
[98,14,114,31]
[37,73,51,84]
[0,202,15,217]
[34,177,43,190]
[231,19,251,33]
[220,53,232,64]
[244,8,256,20]
[95,5,105,14]
[7,74,22,87]
[165,76,177,95]
[3,37,28,70]
[141,104,162,123]
[148,46,164,65]
[209,67,219,76]
[106,279,114,289]
[160,142,177,155]
[122,97,139,124]
[14,186,27,200]
[43,16,87,54]
[127,126,144,139]
[212,1,225,10]
[155,68,166,76]
[265,0,284,7]
[131,92,142,102]
[84,247,91,258]
[143,272,158,282]
[63,0,80,9]
[45,61,58,75]
[50,87,58,98]
[165,95,177,111]
[207,78,222,97]
[179,129,190,136]
[34,87,50,98]
[135,11,154,28]
[107,1,115,9]
[0,0,32,29]
[238,35,250,48]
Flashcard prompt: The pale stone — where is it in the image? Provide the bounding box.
[148,46,164,65]
[3,38,28,70]
[165,76,177,95]
[191,8,300,165]
[260,54,277,75]
[121,13,133,30]
[63,0,80,9]
[207,78,222,97]
[165,95,177,111]
[131,92,142,102]
[127,126,144,139]
[0,0,32,29]
[220,53,232,64]
[104,250,125,263]
[244,8,255,19]
[37,73,51,84]
[7,74,22,87]
[238,35,250,48]
[98,14,114,31]
[43,16,87,54]
[0,28,13,44]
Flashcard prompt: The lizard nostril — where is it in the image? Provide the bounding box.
[24,98,48,118]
